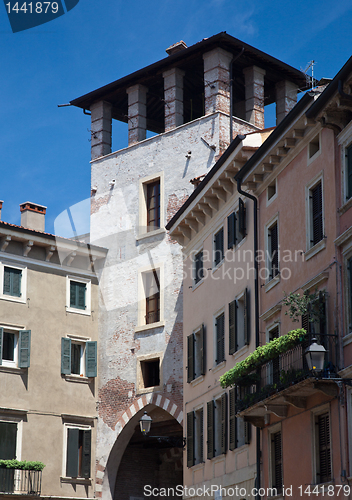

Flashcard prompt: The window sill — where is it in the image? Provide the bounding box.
[264,274,280,292]
[66,307,91,316]
[339,196,352,215]
[60,476,92,485]
[305,238,326,261]
[212,360,226,374]
[0,295,26,304]
[212,260,224,273]
[190,375,204,387]
[64,374,91,384]
[136,385,162,395]
[192,279,204,291]
[189,461,204,470]
[0,366,25,374]
[343,332,352,346]
[135,321,165,333]
[137,228,166,241]
[231,344,249,361]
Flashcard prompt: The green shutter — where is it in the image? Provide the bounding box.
[3,268,11,295]
[229,388,236,450]
[216,313,225,363]
[3,268,21,297]
[244,288,250,345]
[66,428,79,477]
[0,422,17,459]
[78,283,86,309]
[200,325,206,376]
[221,393,227,455]
[227,212,236,249]
[61,338,71,375]
[187,412,195,467]
[187,334,194,383]
[81,429,91,479]
[318,413,331,483]
[18,330,31,368]
[70,281,76,307]
[229,300,236,354]
[244,421,251,445]
[85,341,97,377]
[0,327,3,366]
[239,199,246,237]
[207,401,214,459]
[199,408,204,463]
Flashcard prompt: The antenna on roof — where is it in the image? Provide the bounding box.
[302,60,316,90]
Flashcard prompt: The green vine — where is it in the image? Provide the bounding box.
[219,328,307,388]
[0,460,45,471]
[282,289,322,323]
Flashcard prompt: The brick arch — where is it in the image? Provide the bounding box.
[116,393,183,434]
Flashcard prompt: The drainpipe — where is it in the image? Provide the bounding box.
[229,48,245,143]
[236,177,260,499]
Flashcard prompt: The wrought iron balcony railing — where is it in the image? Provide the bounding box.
[0,468,42,496]
[235,333,338,413]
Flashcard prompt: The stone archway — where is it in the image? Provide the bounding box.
[96,395,183,500]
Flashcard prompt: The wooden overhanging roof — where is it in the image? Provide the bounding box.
[70,32,309,134]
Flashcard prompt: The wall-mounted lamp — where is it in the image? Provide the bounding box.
[305,338,326,373]
[139,411,186,448]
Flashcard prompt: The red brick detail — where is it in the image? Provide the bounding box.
[166,193,189,224]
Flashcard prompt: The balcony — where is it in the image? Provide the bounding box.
[0,468,42,496]
[232,332,339,427]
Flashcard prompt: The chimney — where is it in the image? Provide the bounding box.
[165,40,187,56]
[0,201,3,221]
[20,202,46,232]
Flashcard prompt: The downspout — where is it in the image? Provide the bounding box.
[236,177,260,499]
[229,48,245,143]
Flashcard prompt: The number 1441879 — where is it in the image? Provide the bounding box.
[298,485,351,496]
[5,2,59,13]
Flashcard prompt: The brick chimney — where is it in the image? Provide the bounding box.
[0,201,3,221]
[20,202,46,232]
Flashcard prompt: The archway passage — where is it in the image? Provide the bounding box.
[113,406,183,500]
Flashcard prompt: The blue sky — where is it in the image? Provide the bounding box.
[1,0,352,236]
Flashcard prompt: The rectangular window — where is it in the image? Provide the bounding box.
[194,250,204,285]
[271,431,283,493]
[207,394,227,459]
[268,221,279,280]
[309,134,320,159]
[215,313,225,364]
[227,200,246,250]
[229,387,251,450]
[214,228,224,267]
[70,281,86,310]
[146,180,160,232]
[346,145,352,201]
[61,338,97,378]
[66,427,91,479]
[229,289,249,354]
[3,267,22,297]
[315,413,331,483]
[0,328,31,368]
[144,269,160,325]
[187,325,206,382]
[187,408,204,467]
[140,358,160,388]
[310,182,323,247]
[0,421,17,459]
[348,258,352,330]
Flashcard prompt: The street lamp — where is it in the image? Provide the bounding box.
[139,411,152,435]
[305,338,326,373]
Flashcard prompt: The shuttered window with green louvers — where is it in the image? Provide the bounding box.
[215,313,225,364]
[70,281,86,310]
[268,222,279,279]
[347,145,352,200]
[0,328,31,368]
[3,267,22,297]
[214,228,224,267]
[229,289,250,354]
[61,338,97,377]
[310,182,323,247]
[66,428,91,479]
[187,411,195,467]
[272,431,283,492]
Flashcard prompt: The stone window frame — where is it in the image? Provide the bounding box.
[305,171,326,260]
[66,275,91,316]
[138,171,165,240]
[136,262,165,332]
[0,261,27,305]
[61,422,92,484]
[136,351,163,395]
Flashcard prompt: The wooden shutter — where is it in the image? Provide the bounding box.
[347,145,352,200]
[349,258,352,330]
[272,431,283,491]
[18,330,31,368]
[187,334,194,383]
[66,428,79,477]
[244,422,251,445]
[0,422,17,459]
[244,288,250,345]
[227,212,236,249]
[187,411,195,467]
[70,281,76,307]
[270,224,279,278]
[3,268,11,295]
[81,429,91,479]
[311,182,323,246]
[199,408,204,463]
[3,267,21,297]
[220,393,227,455]
[85,341,97,377]
[0,327,3,366]
[207,401,214,459]
[214,228,224,266]
[195,251,204,284]
[302,312,310,333]
[216,313,225,363]
[229,388,236,450]
[318,413,331,483]
[78,283,86,309]
[61,338,72,375]
[239,198,246,237]
[200,325,206,376]
[147,180,160,231]
[229,300,237,354]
